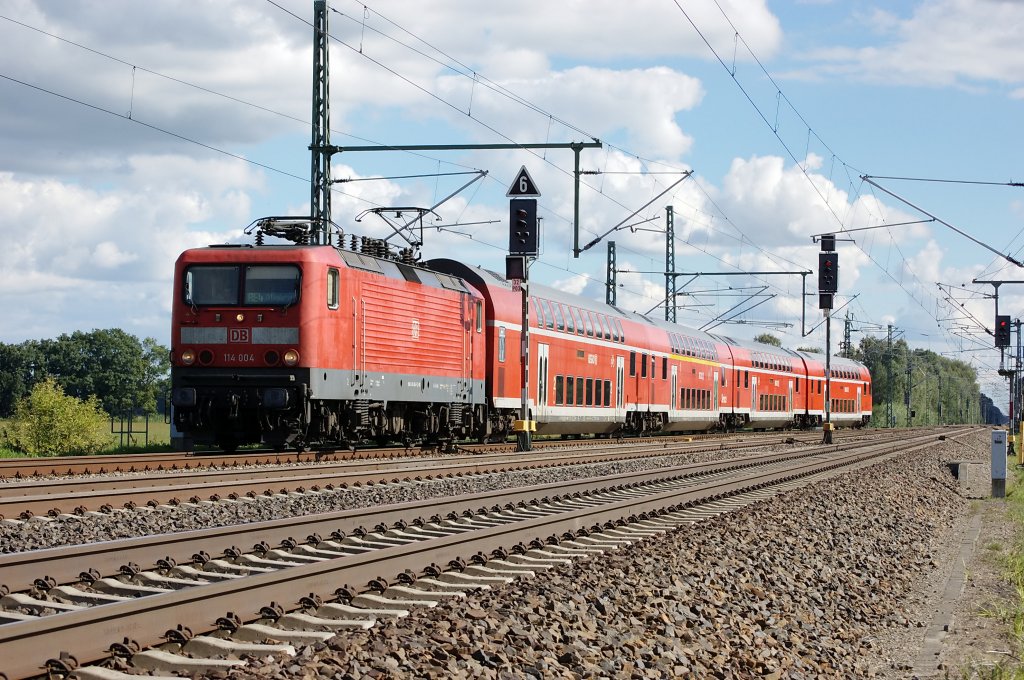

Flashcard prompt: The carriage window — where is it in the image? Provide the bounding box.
[244,265,301,306]
[576,376,585,405]
[184,265,240,305]
[586,378,593,406]
[327,268,339,309]
[566,377,575,405]
[595,379,602,406]
[630,351,636,377]
[564,307,576,334]
[603,380,611,406]
[498,327,506,362]
[553,304,566,331]
[662,357,668,380]
[583,313,594,337]
[570,308,585,335]
[744,371,749,388]
[555,376,564,405]
[540,300,555,329]
[641,354,648,378]
[476,301,483,332]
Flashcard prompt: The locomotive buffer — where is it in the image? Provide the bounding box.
[507,166,540,451]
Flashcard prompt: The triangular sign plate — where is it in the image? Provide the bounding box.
[506,166,541,197]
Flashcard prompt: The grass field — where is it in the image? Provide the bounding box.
[0,416,173,457]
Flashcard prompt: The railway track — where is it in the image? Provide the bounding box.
[0,429,848,480]
[0,433,838,518]
[0,427,966,679]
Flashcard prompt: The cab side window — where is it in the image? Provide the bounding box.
[327,268,339,309]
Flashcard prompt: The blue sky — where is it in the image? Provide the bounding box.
[0,0,1020,409]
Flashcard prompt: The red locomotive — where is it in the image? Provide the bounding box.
[170,219,871,450]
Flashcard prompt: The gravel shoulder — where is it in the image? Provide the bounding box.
[867,437,1023,679]
[921,460,1022,678]
[223,430,1007,679]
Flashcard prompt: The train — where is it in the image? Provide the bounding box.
[169,219,872,451]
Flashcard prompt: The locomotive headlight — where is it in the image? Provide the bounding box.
[181,349,196,365]
[283,349,300,366]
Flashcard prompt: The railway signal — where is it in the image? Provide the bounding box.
[996,314,1011,347]
[506,168,542,452]
[818,252,838,293]
[816,234,839,443]
[509,198,538,256]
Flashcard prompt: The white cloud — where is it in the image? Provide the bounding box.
[792,0,1024,91]
[91,241,138,268]
[0,156,264,342]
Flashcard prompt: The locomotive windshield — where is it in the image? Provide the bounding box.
[184,265,300,306]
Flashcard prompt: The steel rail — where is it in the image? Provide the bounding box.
[0,430,830,479]
[0,435,827,517]
[0,428,967,680]
[0,429,938,591]
[0,445,810,592]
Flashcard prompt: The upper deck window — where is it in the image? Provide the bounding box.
[184,264,300,307]
[540,300,555,329]
[570,308,585,335]
[552,303,566,332]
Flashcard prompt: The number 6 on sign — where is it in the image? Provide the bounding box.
[506,166,540,197]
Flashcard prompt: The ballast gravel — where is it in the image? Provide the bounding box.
[223,431,987,679]
[0,445,763,554]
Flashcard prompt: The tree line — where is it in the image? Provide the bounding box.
[0,329,170,419]
[755,332,980,426]
[852,336,981,426]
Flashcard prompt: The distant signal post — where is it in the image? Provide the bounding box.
[818,234,839,444]
[507,166,540,451]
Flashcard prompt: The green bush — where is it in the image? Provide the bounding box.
[1,378,111,456]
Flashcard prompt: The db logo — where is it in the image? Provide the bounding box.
[229,328,251,343]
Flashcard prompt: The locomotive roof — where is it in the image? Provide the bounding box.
[337,249,476,296]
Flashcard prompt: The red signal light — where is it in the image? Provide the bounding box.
[995,314,1011,347]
